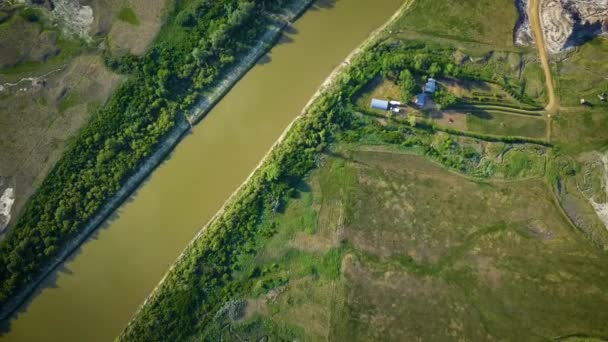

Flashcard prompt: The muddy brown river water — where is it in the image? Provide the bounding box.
[0,0,402,340]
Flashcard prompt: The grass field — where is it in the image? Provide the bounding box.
[521,61,547,104]
[552,37,608,152]
[200,147,608,341]
[552,107,608,153]
[466,110,547,138]
[552,37,608,153]
[557,37,608,107]
[392,0,519,51]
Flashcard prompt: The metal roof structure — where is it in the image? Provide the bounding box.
[415,93,427,107]
[424,78,437,93]
[370,98,390,111]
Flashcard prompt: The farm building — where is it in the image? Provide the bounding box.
[415,93,427,107]
[371,98,390,110]
[424,78,437,93]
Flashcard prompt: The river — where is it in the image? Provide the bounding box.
[0,0,402,340]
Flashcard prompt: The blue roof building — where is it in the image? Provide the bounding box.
[370,98,390,111]
[424,78,437,93]
[415,93,427,107]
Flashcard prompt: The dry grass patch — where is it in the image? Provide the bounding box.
[107,0,168,55]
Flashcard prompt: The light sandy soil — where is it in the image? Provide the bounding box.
[590,152,608,230]
[0,186,15,233]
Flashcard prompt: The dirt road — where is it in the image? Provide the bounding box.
[529,0,559,113]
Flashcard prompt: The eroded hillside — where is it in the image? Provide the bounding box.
[516,0,608,53]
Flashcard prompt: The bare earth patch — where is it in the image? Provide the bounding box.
[589,152,608,230]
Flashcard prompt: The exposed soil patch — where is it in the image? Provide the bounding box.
[586,152,608,230]
[0,178,15,233]
[516,0,608,53]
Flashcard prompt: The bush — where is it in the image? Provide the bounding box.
[19,7,41,22]
[434,89,458,108]
[399,69,416,101]
[117,6,139,25]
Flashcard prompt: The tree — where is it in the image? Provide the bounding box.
[408,115,417,127]
[399,69,416,102]
[428,62,441,77]
[434,89,458,108]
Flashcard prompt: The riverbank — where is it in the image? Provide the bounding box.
[118,0,415,339]
[0,120,189,321]
[187,0,313,124]
[0,0,314,323]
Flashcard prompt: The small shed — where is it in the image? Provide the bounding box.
[415,93,427,107]
[371,98,390,111]
[424,78,437,93]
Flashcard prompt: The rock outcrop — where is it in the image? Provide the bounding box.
[515,0,608,53]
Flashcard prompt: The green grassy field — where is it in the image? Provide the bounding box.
[557,37,608,107]
[552,108,608,153]
[552,37,608,152]
[521,61,547,104]
[466,110,547,138]
[204,147,608,341]
[392,0,519,51]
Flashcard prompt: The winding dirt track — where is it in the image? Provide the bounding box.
[529,0,559,113]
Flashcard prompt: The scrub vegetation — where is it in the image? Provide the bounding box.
[118,26,608,339]
[0,0,301,311]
